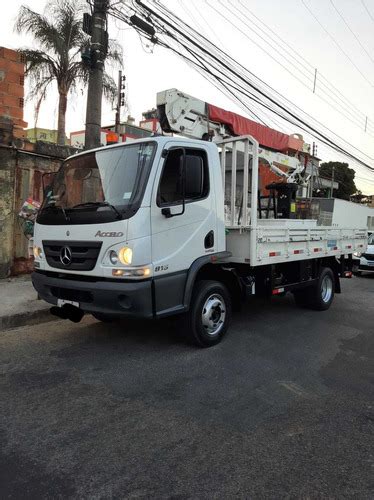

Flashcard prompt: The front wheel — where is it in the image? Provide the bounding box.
[183,280,232,347]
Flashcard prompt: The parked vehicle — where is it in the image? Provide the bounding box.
[353,233,374,275]
[32,90,367,347]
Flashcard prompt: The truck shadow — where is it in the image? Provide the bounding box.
[70,294,298,350]
[52,276,372,356]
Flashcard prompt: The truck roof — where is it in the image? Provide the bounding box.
[65,135,217,162]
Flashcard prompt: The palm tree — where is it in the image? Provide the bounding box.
[15,0,122,145]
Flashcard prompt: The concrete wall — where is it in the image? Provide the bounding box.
[0,142,78,278]
[0,146,16,277]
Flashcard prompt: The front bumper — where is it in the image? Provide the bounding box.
[32,271,153,318]
[352,259,374,273]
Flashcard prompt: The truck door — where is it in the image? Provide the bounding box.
[151,145,216,313]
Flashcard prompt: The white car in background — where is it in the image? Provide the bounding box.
[353,233,374,275]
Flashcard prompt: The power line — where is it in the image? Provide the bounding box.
[361,0,374,25]
[205,0,374,137]
[152,2,374,164]
[329,0,374,66]
[234,0,374,133]
[300,0,374,89]
[110,0,374,176]
[177,0,219,46]
[177,1,286,130]
[154,0,374,166]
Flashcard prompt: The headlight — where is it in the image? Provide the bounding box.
[353,252,362,258]
[109,250,118,265]
[33,246,43,259]
[118,246,132,265]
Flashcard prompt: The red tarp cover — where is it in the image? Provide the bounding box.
[208,103,303,152]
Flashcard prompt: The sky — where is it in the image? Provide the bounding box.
[1,0,374,193]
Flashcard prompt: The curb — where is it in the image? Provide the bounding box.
[0,307,54,331]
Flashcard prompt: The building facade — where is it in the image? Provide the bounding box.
[0,46,27,140]
[70,115,156,149]
[26,127,69,145]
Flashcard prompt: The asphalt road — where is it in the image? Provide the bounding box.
[1,275,373,499]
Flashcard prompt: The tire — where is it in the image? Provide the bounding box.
[308,267,335,311]
[183,280,232,347]
[92,312,117,323]
[353,271,362,277]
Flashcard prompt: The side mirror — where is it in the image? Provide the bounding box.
[161,207,172,218]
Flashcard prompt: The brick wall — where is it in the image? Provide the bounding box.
[0,46,27,139]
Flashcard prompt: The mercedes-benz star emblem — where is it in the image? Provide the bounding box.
[60,246,72,266]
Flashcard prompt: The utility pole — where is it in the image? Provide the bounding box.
[85,0,109,150]
[309,142,316,199]
[115,70,122,134]
[115,70,126,135]
[331,164,335,198]
[313,68,317,93]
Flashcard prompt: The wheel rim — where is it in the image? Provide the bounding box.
[201,293,226,336]
[321,275,333,303]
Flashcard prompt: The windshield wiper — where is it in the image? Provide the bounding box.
[71,201,122,219]
[43,204,70,222]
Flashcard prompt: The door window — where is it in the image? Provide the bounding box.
[157,148,209,206]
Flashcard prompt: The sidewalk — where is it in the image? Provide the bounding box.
[0,275,52,331]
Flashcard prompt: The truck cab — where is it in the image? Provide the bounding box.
[33,137,227,330]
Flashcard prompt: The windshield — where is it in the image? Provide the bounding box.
[38,141,156,225]
[368,233,374,245]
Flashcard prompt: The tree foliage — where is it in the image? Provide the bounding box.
[319,161,357,200]
[14,0,122,145]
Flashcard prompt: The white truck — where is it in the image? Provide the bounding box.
[32,89,367,347]
[353,232,374,275]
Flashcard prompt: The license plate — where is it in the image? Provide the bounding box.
[57,299,80,308]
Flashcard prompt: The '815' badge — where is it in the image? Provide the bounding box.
[155,265,169,272]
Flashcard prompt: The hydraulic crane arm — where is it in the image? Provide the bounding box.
[157,88,311,187]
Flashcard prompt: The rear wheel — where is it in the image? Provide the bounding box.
[309,267,335,311]
[293,267,335,310]
[183,280,232,347]
[353,271,362,277]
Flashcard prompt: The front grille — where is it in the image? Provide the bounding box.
[43,240,102,271]
[362,253,374,261]
[50,287,93,303]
